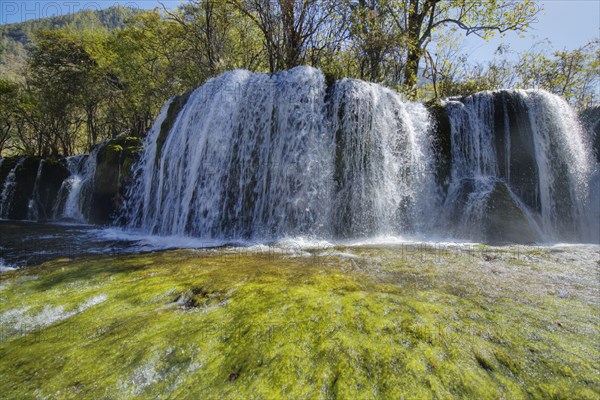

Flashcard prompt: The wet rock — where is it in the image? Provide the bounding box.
[0,156,18,189]
[425,99,452,193]
[34,158,70,220]
[579,106,600,162]
[492,91,539,212]
[0,156,69,220]
[155,92,191,167]
[8,157,41,219]
[90,135,143,225]
[483,182,541,244]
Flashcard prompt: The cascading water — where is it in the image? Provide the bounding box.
[441,89,595,243]
[27,159,45,220]
[0,69,596,244]
[525,91,594,240]
[126,68,334,239]
[330,79,436,237]
[124,67,436,240]
[0,158,25,219]
[58,145,101,221]
[61,155,91,220]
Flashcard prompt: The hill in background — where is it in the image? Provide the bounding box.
[0,6,142,80]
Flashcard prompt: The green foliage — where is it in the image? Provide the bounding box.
[0,6,140,82]
[0,1,597,156]
[390,0,540,97]
[0,8,194,156]
[28,29,96,155]
[424,39,600,108]
[167,1,266,83]
[0,6,152,156]
[0,79,19,154]
[227,0,345,73]
[516,40,600,109]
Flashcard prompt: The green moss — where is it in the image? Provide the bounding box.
[0,245,598,399]
[109,144,124,152]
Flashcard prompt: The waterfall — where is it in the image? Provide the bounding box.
[27,159,45,220]
[330,79,436,237]
[125,68,332,238]
[1,69,596,244]
[51,157,84,220]
[0,158,25,219]
[124,67,436,240]
[62,155,90,220]
[60,145,102,221]
[441,89,594,243]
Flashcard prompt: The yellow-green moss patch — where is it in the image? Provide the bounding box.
[0,245,598,399]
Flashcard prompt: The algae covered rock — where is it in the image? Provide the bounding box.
[155,92,191,167]
[0,243,598,399]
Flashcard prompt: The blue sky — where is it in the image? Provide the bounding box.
[1,0,598,60]
[462,0,600,61]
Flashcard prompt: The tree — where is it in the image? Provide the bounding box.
[103,11,187,137]
[228,0,344,72]
[516,40,600,109]
[423,40,518,98]
[0,79,18,155]
[162,1,265,85]
[345,0,404,83]
[28,29,96,155]
[387,0,539,97]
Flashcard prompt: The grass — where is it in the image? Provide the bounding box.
[0,244,598,399]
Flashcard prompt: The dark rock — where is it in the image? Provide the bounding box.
[493,91,540,212]
[443,180,541,244]
[155,92,191,167]
[425,99,452,193]
[8,157,41,219]
[34,158,70,220]
[0,156,69,221]
[89,135,143,225]
[579,106,600,163]
[483,182,541,244]
[0,157,18,190]
[228,373,239,382]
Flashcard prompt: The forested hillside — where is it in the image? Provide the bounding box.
[0,6,140,81]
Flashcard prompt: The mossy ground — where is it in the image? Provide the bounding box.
[0,244,598,399]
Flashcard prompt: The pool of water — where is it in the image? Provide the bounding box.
[0,221,143,268]
[2,219,598,271]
